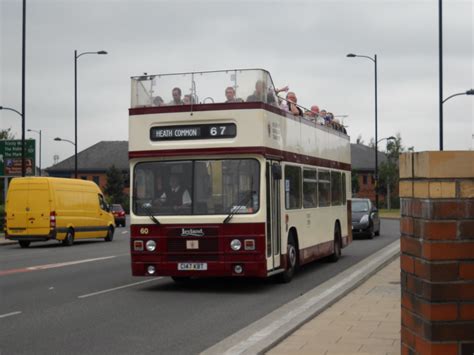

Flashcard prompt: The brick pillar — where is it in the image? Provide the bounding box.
[399,151,474,355]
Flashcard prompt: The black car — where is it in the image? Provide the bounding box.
[351,198,380,239]
[110,204,126,227]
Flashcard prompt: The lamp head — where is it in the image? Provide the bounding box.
[0,106,3,110]
[97,50,107,55]
[54,137,61,141]
[346,53,356,58]
[466,89,474,95]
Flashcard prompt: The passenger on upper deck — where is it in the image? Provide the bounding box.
[152,96,164,107]
[169,87,184,105]
[304,105,320,120]
[183,95,192,105]
[281,92,303,116]
[224,87,244,103]
[246,80,276,104]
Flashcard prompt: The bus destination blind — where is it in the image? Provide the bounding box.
[150,123,236,141]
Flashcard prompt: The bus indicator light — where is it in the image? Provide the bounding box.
[134,240,144,251]
[244,239,255,250]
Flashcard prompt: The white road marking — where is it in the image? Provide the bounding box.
[0,311,22,319]
[78,278,162,299]
[121,231,128,234]
[26,256,117,271]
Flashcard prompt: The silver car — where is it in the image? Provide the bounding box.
[351,198,380,239]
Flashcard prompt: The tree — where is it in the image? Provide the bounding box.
[0,128,15,140]
[378,133,404,209]
[104,165,125,204]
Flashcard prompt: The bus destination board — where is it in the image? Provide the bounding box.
[150,123,236,141]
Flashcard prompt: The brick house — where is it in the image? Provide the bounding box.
[45,141,129,194]
[351,143,388,203]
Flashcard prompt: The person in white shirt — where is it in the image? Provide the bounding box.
[167,174,192,208]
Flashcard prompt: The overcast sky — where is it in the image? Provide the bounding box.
[1,0,473,169]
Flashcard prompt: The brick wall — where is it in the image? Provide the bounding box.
[399,151,474,355]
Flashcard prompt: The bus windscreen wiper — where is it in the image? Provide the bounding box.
[142,202,161,225]
[223,191,255,224]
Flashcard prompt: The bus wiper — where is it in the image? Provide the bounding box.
[142,203,161,225]
[223,191,255,224]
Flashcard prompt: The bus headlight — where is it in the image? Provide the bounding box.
[146,240,156,252]
[230,239,241,251]
[147,265,156,275]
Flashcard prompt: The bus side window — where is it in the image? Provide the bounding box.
[285,165,302,210]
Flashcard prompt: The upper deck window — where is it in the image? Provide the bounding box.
[131,69,278,109]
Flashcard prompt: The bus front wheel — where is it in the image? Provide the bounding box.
[277,234,298,283]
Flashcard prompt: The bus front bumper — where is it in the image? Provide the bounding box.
[132,261,268,278]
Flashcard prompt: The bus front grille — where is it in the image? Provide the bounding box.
[166,254,219,261]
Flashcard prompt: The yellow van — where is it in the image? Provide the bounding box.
[5,177,115,248]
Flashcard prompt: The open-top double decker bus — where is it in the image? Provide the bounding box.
[129,69,351,282]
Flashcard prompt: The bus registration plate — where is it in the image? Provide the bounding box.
[178,263,208,271]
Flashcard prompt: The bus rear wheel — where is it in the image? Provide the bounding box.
[277,235,298,283]
[329,224,342,262]
[19,240,30,248]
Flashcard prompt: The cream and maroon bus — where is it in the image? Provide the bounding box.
[129,69,351,283]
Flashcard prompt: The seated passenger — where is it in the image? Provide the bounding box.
[246,80,276,104]
[152,96,164,107]
[225,87,243,103]
[169,87,184,105]
[281,92,303,116]
[183,94,192,105]
[153,175,168,207]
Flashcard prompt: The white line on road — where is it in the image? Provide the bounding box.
[26,256,117,271]
[121,231,128,234]
[78,278,162,299]
[0,311,22,319]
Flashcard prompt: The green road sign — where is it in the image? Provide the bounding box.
[0,140,36,176]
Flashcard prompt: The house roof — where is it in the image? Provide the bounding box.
[351,143,388,172]
[46,141,128,172]
[46,140,384,173]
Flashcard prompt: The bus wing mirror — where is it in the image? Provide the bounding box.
[272,164,282,180]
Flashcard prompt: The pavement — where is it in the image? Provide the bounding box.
[268,258,400,355]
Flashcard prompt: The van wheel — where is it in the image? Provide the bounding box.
[329,224,342,262]
[277,234,298,283]
[105,227,114,242]
[19,240,31,248]
[62,229,74,246]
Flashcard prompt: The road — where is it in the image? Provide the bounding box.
[0,219,400,354]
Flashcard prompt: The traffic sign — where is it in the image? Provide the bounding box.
[0,140,36,176]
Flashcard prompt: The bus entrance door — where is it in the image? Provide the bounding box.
[266,161,281,271]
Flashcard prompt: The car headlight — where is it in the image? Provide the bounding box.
[230,239,242,251]
[360,214,369,224]
[146,240,156,252]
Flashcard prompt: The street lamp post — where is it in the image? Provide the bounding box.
[54,137,76,177]
[346,53,379,208]
[442,89,474,103]
[27,129,41,176]
[74,50,107,178]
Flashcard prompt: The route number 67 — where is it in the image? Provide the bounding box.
[210,126,226,136]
